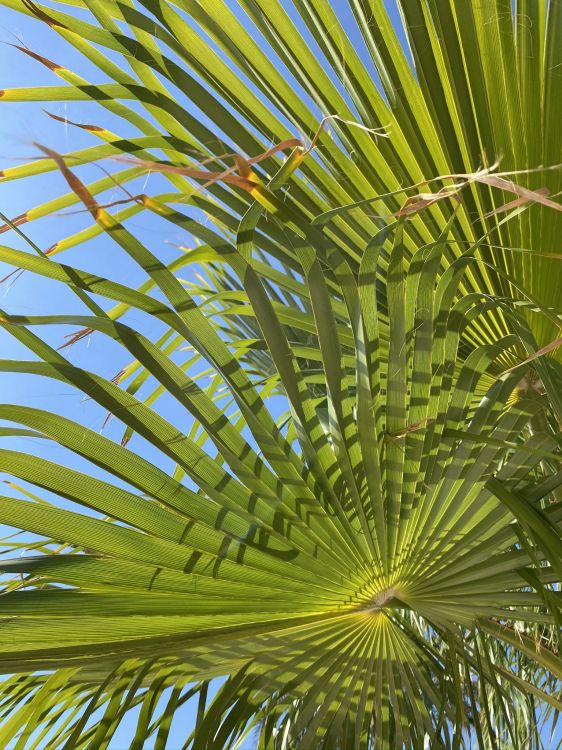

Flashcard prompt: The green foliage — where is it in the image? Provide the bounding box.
[0,1,561,747]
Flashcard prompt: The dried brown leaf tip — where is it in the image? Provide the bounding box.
[58,327,94,350]
[114,136,301,195]
[388,164,562,218]
[395,189,461,217]
[21,0,67,29]
[0,268,24,286]
[35,144,101,220]
[111,369,127,386]
[484,187,551,218]
[387,417,436,439]
[11,45,62,72]
[478,174,562,212]
[499,335,562,377]
[28,117,386,228]
[113,117,386,193]
[101,410,114,431]
[43,110,104,133]
[115,153,263,193]
[0,213,28,235]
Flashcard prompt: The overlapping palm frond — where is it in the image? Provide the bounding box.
[1,0,562,748]
[1,0,562,406]
[0,163,561,746]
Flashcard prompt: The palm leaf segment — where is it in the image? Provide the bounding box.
[0,0,561,748]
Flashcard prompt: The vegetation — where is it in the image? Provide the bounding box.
[0,1,561,747]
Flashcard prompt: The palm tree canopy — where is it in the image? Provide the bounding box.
[0,1,561,748]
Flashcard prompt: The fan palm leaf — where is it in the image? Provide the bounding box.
[0,162,561,745]
[0,0,562,748]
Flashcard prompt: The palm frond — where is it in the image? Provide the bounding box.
[1,1,562,747]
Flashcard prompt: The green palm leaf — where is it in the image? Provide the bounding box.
[1,1,562,747]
